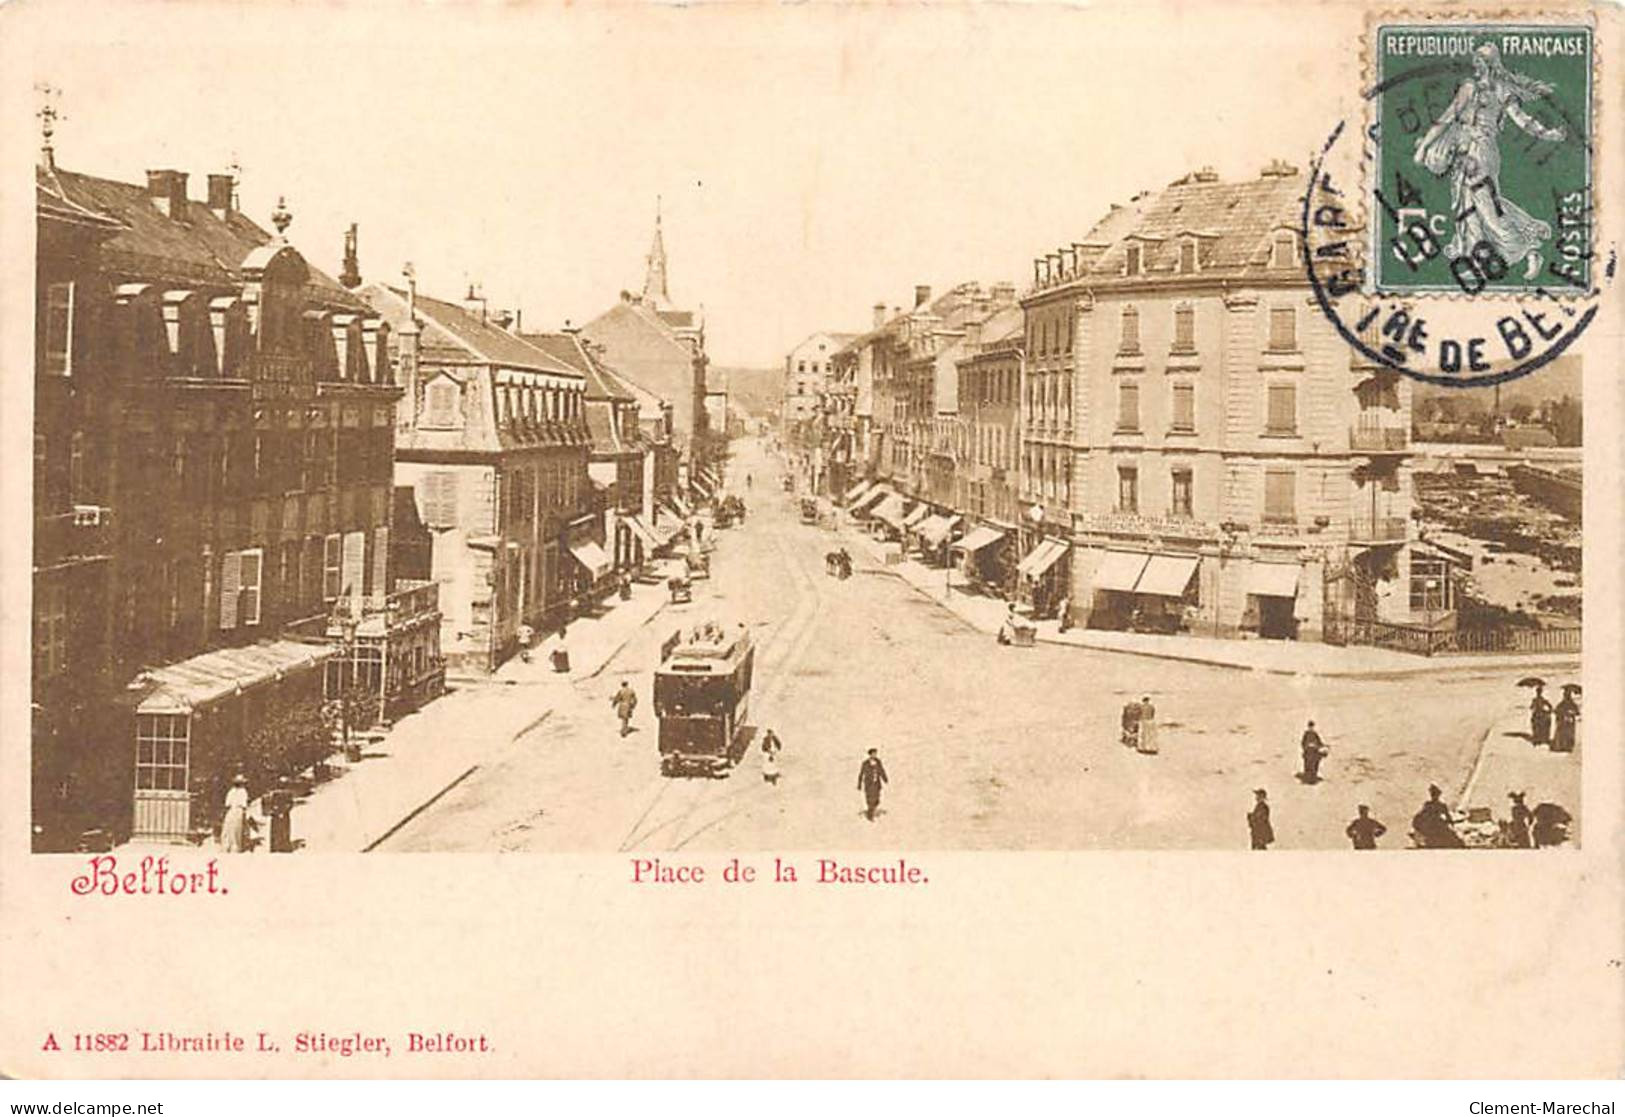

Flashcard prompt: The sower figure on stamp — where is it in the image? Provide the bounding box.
[1247,789,1274,850]
[610,681,638,738]
[1345,804,1387,850]
[1412,42,1567,280]
[857,748,888,821]
[1299,720,1328,784]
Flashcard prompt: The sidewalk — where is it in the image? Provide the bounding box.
[1456,696,1583,834]
[243,564,676,852]
[842,524,1580,680]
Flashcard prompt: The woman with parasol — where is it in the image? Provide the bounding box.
[1552,684,1581,753]
[1519,677,1553,746]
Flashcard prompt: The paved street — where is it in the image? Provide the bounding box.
[380,437,1565,853]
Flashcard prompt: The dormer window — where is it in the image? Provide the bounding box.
[422,377,461,430]
[1271,235,1297,269]
[1125,245,1142,277]
[1179,240,1198,274]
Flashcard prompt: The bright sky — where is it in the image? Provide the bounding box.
[11,0,1365,368]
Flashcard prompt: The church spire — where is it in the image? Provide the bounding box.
[640,195,670,307]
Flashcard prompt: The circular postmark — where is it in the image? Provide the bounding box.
[1303,22,1606,389]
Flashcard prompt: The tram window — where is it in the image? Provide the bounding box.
[655,674,733,714]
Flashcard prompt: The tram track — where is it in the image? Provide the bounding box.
[615,493,828,852]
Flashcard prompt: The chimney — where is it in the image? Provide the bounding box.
[206,173,234,217]
[146,170,188,219]
[463,282,486,322]
[991,281,1017,304]
[872,303,887,329]
[490,309,515,331]
[913,284,932,309]
[339,223,362,289]
[963,318,984,348]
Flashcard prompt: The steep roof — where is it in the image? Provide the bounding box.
[520,331,634,402]
[38,165,362,307]
[360,284,580,375]
[1085,165,1305,277]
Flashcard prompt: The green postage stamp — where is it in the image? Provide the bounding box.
[1370,21,1593,294]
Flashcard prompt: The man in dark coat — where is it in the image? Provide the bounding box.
[1299,720,1328,784]
[857,748,889,821]
[1247,789,1274,850]
[610,681,638,737]
[1345,804,1387,849]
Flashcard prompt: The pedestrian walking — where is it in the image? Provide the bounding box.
[1135,695,1159,755]
[1506,791,1533,848]
[1344,804,1387,850]
[1552,685,1580,752]
[1247,789,1274,850]
[1528,683,1553,745]
[857,748,889,821]
[1056,596,1072,633]
[219,774,250,854]
[1298,720,1328,784]
[760,729,782,785]
[610,681,638,737]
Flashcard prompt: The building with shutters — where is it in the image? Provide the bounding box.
[950,306,1025,596]
[360,281,595,675]
[32,154,429,848]
[1023,161,1417,641]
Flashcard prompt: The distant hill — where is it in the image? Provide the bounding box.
[713,366,783,418]
[1411,353,1582,408]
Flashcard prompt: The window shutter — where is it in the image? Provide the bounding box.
[1267,384,1296,433]
[1265,470,1296,523]
[239,549,262,626]
[372,526,390,597]
[1118,383,1139,430]
[1269,306,1297,351]
[342,530,366,603]
[1173,384,1195,431]
[324,533,343,601]
[219,551,241,630]
[44,282,74,376]
[1174,305,1195,351]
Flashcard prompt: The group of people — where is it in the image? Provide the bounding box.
[1119,696,1159,754]
[1245,781,1572,850]
[1527,681,1581,752]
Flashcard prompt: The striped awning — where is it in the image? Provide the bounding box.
[1134,554,1199,598]
[871,494,909,528]
[953,526,1006,554]
[844,480,875,505]
[853,485,893,513]
[1092,551,1150,593]
[918,514,961,547]
[626,516,661,550]
[1019,538,1071,580]
[901,504,931,529]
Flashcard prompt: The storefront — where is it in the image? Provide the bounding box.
[1087,550,1150,629]
[320,578,445,728]
[566,523,612,599]
[952,525,1009,590]
[1245,561,1301,640]
[129,640,334,844]
[1129,553,1200,632]
[869,493,911,539]
[915,514,962,566]
[1017,537,1072,617]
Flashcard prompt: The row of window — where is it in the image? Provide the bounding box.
[1117,304,1296,357]
[422,376,584,431]
[1112,381,1298,437]
[1113,465,1294,523]
[1121,234,1296,279]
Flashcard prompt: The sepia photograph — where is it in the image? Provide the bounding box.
[1,0,1620,1085]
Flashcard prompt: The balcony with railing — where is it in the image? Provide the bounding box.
[1349,419,1409,454]
[1347,516,1408,545]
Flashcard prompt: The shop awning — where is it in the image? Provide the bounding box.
[871,494,909,528]
[844,480,875,505]
[1092,551,1150,593]
[1134,553,1199,598]
[1019,539,1071,580]
[918,514,961,547]
[670,495,693,519]
[1245,562,1300,598]
[568,538,611,581]
[691,473,716,497]
[135,640,334,715]
[627,516,662,550]
[901,504,931,529]
[853,485,893,513]
[952,526,1006,554]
